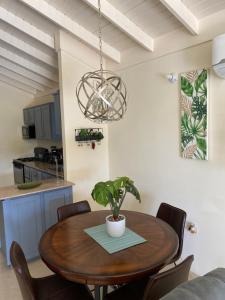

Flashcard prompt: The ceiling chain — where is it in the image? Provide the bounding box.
[98,0,103,72]
[76,0,127,123]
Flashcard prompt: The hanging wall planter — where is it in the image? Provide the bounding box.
[75,128,104,149]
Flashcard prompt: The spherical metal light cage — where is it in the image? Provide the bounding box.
[76,70,127,123]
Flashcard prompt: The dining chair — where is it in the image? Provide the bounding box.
[57,200,91,222]
[57,200,95,294]
[10,241,94,300]
[104,255,194,300]
[156,202,187,265]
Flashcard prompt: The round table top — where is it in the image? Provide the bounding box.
[39,210,178,285]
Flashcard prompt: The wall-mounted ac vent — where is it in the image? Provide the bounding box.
[213,59,225,78]
[212,33,225,79]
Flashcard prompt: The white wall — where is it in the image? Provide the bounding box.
[57,31,109,210]
[0,82,36,186]
[109,41,225,275]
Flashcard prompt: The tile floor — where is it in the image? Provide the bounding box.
[0,252,52,300]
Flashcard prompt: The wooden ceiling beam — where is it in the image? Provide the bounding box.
[0,57,54,88]
[0,29,57,68]
[83,0,154,51]
[0,74,36,94]
[0,66,45,91]
[160,0,199,35]
[0,46,58,82]
[19,0,121,63]
[0,6,54,49]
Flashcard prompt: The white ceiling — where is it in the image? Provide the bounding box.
[0,0,224,95]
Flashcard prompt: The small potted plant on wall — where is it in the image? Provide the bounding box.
[91,176,141,237]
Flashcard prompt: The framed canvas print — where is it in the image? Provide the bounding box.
[180,69,208,160]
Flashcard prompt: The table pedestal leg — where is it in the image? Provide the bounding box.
[94,285,101,300]
[103,285,108,297]
[94,285,108,300]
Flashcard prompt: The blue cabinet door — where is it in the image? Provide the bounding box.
[28,108,35,125]
[34,106,43,139]
[2,195,43,265]
[23,108,35,125]
[0,204,5,253]
[24,166,30,179]
[23,108,29,124]
[24,97,60,141]
[42,104,52,140]
[43,187,73,229]
[30,169,42,181]
[34,104,52,140]
[24,166,32,182]
[41,172,56,180]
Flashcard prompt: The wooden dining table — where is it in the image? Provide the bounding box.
[39,210,178,300]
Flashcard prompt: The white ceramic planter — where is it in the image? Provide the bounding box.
[106,214,126,237]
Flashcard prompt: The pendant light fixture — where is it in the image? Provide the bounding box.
[76,0,127,123]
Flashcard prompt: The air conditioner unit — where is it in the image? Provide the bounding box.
[212,33,225,79]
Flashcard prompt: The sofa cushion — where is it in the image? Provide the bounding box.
[161,268,225,300]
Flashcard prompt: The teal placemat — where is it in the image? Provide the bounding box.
[84,224,147,254]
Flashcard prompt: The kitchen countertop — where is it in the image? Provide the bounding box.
[22,161,64,178]
[0,179,74,201]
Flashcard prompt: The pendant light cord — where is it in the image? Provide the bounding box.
[76,0,127,123]
[98,0,103,73]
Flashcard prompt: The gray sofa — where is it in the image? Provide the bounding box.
[161,268,225,300]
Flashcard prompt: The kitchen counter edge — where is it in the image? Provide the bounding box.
[14,160,64,179]
[0,180,74,201]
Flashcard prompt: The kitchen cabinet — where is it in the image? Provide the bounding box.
[13,161,24,184]
[41,172,57,180]
[0,204,4,252]
[30,169,42,182]
[0,186,73,265]
[24,166,59,183]
[2,195,43,263]
[42,104,52,140]
[23,92,62,141]
[34,106,43,139]
[24,165,31,182]
[34,104,52,140]
[43,189,72,229]
[23,107,35,125]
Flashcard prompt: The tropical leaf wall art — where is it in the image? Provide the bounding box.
[180,69,208,160]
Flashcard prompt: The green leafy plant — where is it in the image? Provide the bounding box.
[181,76,193,97]
[78,129,90,140]
[91,176,141,220]
[76,129,104,141]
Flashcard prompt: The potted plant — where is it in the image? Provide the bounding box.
[75,129,104,142]
[91,176,141,237]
